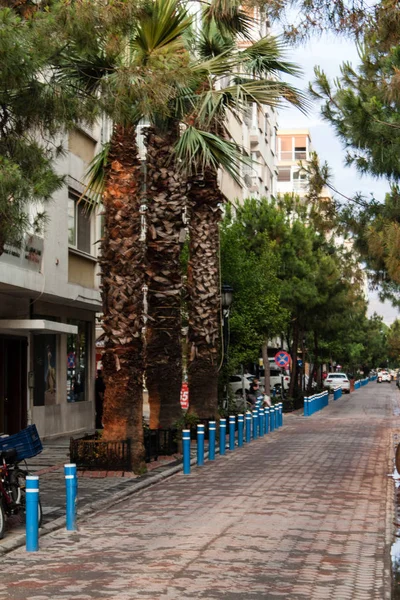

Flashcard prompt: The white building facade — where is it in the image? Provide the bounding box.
[0,125,103,438]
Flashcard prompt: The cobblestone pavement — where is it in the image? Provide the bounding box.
[1,384,398,600]
[3,434,181,543]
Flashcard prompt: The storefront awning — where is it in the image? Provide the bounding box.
[0,320,78,335]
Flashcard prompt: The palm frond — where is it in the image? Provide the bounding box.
[175,126,251,185]
[218,80,310,115]
[202,0,254,40]
[240,36,303,78]
[131,0,192,59]
[80,143,110,211]
[197,19,235,59]
[53,45,119,95]
[192,51,236,78]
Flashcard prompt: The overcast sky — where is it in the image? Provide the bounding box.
[277,32,399,325]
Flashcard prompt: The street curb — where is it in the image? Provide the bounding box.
[0,454,199,556]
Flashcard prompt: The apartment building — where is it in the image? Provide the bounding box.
[219,103,278,204]
[276,128,332,202]
[0,125,103,438]
[218,7,278,204]
[276,128,311,197]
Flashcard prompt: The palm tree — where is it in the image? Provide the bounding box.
[144,123,187,428]
[176,21,306,418]
[55,0,192,465]
[99,124,146,470]
[60,0,306,434]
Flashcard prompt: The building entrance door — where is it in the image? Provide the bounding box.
[0,336,27,434]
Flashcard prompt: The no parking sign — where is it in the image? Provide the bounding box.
[274,350,291,369]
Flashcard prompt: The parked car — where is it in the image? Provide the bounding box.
[323,373,351,393]
[229,373,255,396]
[377,370,391,383]
[259,367,290,391]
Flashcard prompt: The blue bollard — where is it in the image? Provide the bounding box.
[182,429,191,474]
[64,463,77,532]
[252,410,258,439]
[265,407,269,433]
[276,404,280,427]
[219,418,227,455]
[208,421,216,461]
[280,403,283,427]
[245,412,251,443]
[26,475,39,552]
[197,424,205,466]
[259,408,264,436]
[270,407,275,432]
[229,415,236,451]
[304,397,309,417]
[237,414,244,447]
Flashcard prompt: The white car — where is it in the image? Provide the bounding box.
[323,373,351,393]
[377,370,391,383]
[229,373,255,396]
[259,367,290,391]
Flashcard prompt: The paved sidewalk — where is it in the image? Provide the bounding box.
[2,433,182,547]
[1,384,398,599]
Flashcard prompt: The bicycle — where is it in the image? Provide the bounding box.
[0,425,43,539]
[0,448,43,539]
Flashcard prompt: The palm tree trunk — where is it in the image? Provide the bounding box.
[100,124,145,473]
[144,125,185,428]
[187,167,223,420]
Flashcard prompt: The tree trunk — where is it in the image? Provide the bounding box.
[144,125,185,428]
[262,339,270,396]
[309,331,319,392]
[100,124,145,473]
[187,167,223,419]
[289,321,300,398]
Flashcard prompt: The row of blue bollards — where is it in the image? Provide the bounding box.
[182,403,283,475]
[355,376,375,389]
[25,462,78,552]
[303,391,329,417]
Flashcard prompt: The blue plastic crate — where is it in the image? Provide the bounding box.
[0,425,42,461]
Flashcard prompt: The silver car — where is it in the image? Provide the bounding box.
[323,373,351,393]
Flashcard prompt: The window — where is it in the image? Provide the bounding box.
[277,167,291,182]
[294,135,307,159]
[67,320,89,403]
[33,334,58,406]
[68,191,92,254]
[293,169,308,189]
[279,136,292,160]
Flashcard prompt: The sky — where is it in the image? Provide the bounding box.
[277,32,399,325]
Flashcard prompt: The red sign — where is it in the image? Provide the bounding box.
[180,382,189,409]
[274,350,291,368]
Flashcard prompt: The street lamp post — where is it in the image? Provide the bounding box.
[221,284,234,409]
[221,284,234,365]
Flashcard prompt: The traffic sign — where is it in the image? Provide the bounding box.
[274,350,291,368]
[180,382,189,409]
[67,352,76,369]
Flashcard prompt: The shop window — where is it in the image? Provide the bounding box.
[33,335,57,406]
[67,320,89,403]
[68,191,92,255]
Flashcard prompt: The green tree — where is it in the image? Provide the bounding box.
[220,202,289,395]
[387,319,400,363]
